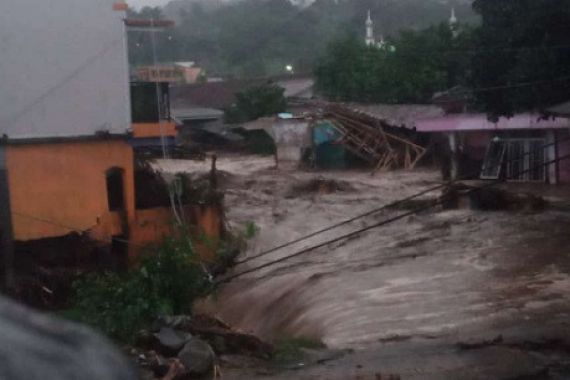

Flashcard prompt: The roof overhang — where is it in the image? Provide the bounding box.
[546,101,570,117]
[0,133,129,146]
[416,113,570,133]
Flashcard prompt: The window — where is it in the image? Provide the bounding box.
[506,139,546,182]
[480,138,546,182]
[480,139,506,179]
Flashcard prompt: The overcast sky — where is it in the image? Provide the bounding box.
[128,0,170,9]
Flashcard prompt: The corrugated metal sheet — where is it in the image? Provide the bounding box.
[344,103,444,129]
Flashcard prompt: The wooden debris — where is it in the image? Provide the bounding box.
[323,104,427,173]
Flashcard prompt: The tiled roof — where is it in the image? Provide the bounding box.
[170,81,249,110]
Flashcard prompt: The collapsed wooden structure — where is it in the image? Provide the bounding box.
[322,104,428,172]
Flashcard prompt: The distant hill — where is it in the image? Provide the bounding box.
[132,0,477,78]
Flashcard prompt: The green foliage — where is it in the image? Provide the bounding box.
[225,83,287,123]
[315,24,474,104]
[470,0,570,119]
[66,237,211,342]
[272,336,326,365]
[243,221,259,240]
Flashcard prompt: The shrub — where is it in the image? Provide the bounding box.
[243,221,259,240]
[66,237,211,342]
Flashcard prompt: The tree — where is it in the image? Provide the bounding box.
[470,0,570,119]
[128,0,476,78]
[224,83,287,123]
[314,24,474,104]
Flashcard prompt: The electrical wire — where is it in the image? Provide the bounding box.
[218,150,570,285]
[235,135,570,266]
[11,211,144,248]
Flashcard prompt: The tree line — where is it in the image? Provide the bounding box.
[315,0,570,119]
[127,0,475,78]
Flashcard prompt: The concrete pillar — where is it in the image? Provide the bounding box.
[0,146,15,289]
[448,132,460,180]
[546,130,557,184]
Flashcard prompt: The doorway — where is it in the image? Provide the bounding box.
[106,167,125,211]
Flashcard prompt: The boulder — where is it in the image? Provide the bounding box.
[177,338,215,375]
[153,327,192,355]
[165,314,274,359]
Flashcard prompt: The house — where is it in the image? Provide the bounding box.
[416,113,570,183]
[0,0,221,290]
[170,81,248,111]
[274,75,314,100]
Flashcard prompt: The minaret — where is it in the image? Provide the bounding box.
[449,7,459,38]
[365,10,375,46]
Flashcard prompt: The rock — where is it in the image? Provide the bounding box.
[153,327,192,355]
[135,329,155,349]
[177,338,216,375]
[171,314,273,359]
[156,315,193,330]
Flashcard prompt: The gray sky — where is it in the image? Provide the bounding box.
[128,0,170,9]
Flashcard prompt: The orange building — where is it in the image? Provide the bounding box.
[0,0,221,292]
[130,82,178,147]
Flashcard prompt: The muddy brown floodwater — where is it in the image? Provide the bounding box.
[155,155,570,380]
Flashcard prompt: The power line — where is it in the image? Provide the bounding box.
[235,135,570,266]
[4,37,124,128]
[218,145,570,284]
[11,211,142,248]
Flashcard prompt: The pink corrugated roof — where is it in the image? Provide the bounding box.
[416,113,569,132]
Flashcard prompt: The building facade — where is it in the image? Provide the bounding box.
[0,0,220,291]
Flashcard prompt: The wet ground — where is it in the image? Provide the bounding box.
[156,155,570,379]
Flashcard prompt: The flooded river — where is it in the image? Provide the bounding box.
[157,156,570,379]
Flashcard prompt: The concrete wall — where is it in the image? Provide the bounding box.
[0,0,130,139]
[273,119,311,169]
[6,140,135,241]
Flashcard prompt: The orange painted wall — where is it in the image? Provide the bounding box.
[128,205,224,263]
[132,122,177,139]
[6,139,136,241]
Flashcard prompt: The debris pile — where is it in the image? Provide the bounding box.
[323,104,427,172]
[130,314,274,379]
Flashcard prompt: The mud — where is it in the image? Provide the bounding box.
[155,155,570,379]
